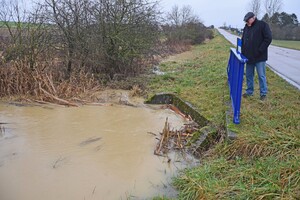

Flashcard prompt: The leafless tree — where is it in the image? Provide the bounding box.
[164,4,210,45]
[0,0,27,52]
[0,0,50,69]
[248,0,261,18]
[1,0,211,81]
[167,5,198,27]
[33,0,161,78]
[167,5,180,26]
[90,0,161,77]
[41,0,94,76]
[264,0,282,17]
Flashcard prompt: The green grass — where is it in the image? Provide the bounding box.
[272,39,300,50]
[173,156,299,199]
[148,34,230,124]
[0,21,42,29]
[148,30,300,199]
[0,21,23,28]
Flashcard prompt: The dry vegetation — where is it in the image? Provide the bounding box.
[154,118,200,156]
[0,61,101,106]
[0,1,213,106]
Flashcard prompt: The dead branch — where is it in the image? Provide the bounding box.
[147,132,157,136]
[39,86,79,107]
[46,73,57,95]
[53,156,67,169]
[154,118,199,156]
[79,137,102,146]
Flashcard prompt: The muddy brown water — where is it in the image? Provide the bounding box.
[0,101,198,200]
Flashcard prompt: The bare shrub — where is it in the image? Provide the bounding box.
[164,5,213,45]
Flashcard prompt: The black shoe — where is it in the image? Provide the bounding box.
[260,95,267,101]
[243,93,253,98]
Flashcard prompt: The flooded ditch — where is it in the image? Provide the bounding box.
[0,91,205,200]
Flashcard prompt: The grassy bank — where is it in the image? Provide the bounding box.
[148,30,300,199]
[271,40,300,50]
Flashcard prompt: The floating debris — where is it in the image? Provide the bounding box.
[79,137,102,146]
[95,144,103,152]
[154,118,199,156]
[0,125,5,137]
[52,156,67,169]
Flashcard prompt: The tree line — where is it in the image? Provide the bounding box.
[248,0,300,40]
[0,0,213,81]
[262,12,300,40]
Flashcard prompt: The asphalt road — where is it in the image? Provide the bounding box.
[218,28,300,90]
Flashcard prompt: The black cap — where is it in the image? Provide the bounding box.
[244,12,255,22]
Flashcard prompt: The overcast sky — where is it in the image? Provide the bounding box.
[160,0,300,28]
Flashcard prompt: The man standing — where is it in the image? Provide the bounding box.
[242,12,272,100]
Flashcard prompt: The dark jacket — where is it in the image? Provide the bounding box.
[242,19,272,64]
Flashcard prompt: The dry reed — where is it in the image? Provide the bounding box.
[0,60,101,105]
